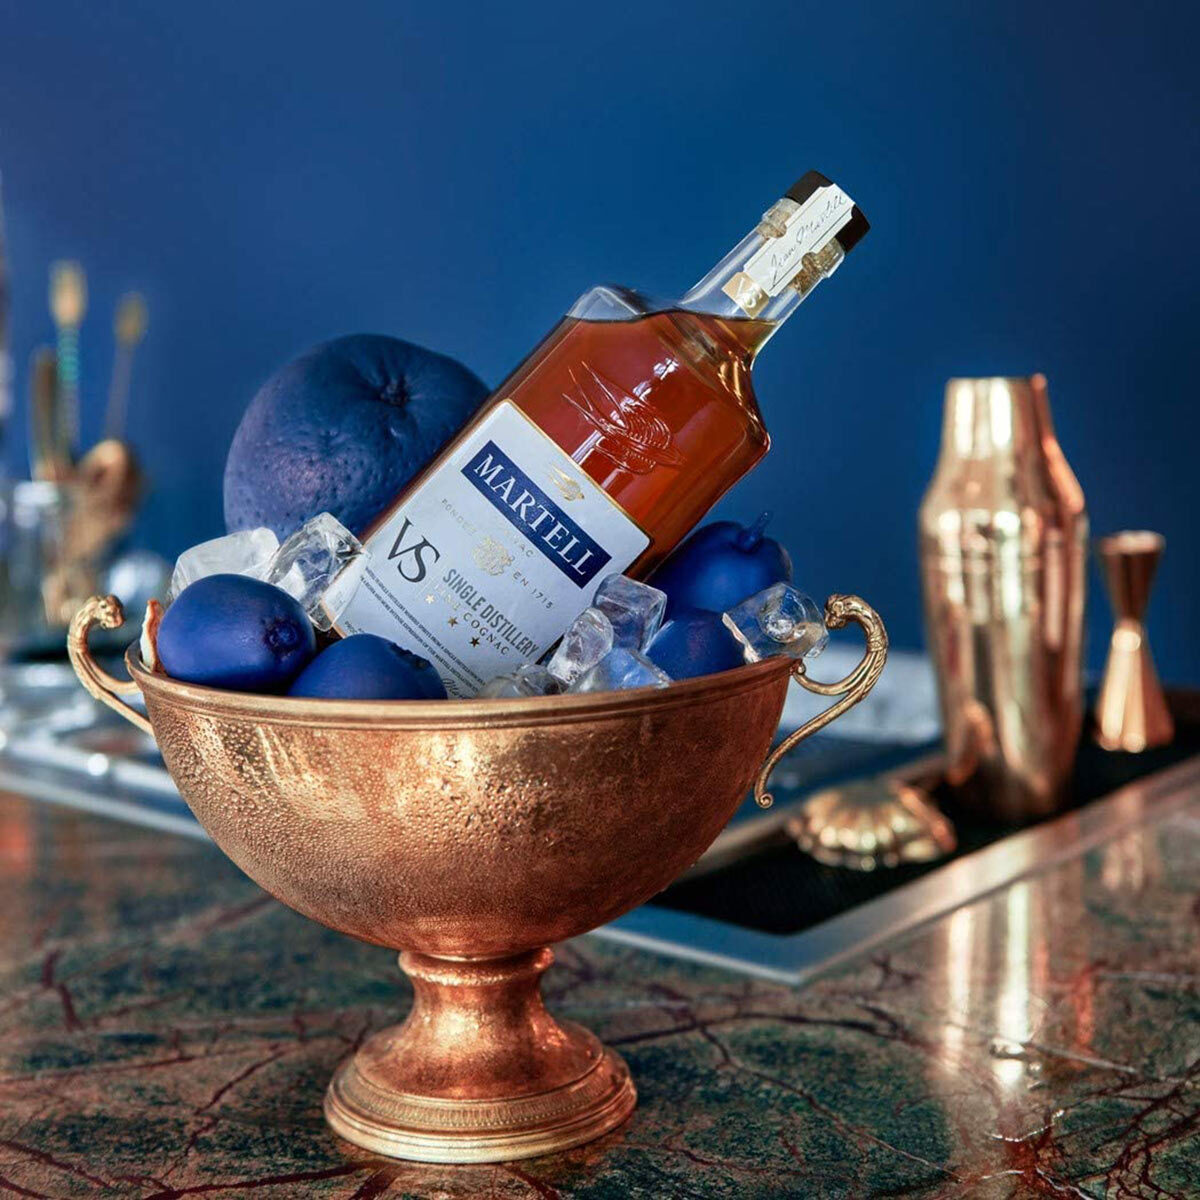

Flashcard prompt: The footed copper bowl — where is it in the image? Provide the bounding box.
[69,593,886,1163]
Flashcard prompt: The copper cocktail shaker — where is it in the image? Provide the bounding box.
[919,376,1088,820]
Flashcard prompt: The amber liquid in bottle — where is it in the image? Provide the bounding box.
[497,304,775,577]
[341,173,866,694]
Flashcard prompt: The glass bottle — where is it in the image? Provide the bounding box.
[340,172,869,695]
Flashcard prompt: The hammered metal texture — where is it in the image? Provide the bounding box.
[131,652,793,958]
[68,602,859,1162]
[127,651,791,1160]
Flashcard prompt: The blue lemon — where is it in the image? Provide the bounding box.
[646,609,746,680]
[288,633,447,701]
[158,575,316,693]
[224,334,488,540]
[651,513,793,618]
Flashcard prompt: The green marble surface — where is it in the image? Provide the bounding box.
[0,789,1197,1198]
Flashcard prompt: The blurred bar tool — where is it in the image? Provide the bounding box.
[919,376,1088,821]
[1,239,149,642]
[49,260,86,459]
[25,340,143,629]
[29,349,73,482]
[106,292,147,439]
[1094,531,1173,752]
[66,438,142,563]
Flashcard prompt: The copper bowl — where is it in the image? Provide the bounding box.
[69,593,886,1163]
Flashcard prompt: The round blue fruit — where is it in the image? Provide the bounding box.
[224,334,488,540]
[157,574,316,693]
[288,633,447,701]
[646,609,746,680]
[650,513,793,617]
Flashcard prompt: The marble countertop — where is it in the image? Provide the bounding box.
[0,785,1197,1199]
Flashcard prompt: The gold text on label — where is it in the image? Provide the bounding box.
[722,271,769,317]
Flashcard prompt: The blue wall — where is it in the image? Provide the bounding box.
[2,1,1198,677]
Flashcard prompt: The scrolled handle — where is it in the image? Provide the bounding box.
[67,594,153,735]
[753,594,888,809]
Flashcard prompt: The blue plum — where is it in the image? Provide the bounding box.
[224,334,488,540]
[645,609,746,680]
[157,574,316,692]
[288,633,447,700]
[650,513,792,617]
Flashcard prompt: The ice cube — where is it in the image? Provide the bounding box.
[477,674,524,699]
[592,574,667,651]
[722,583,828,662]
[514,663,564,695]
[571,647,671,694]
[265,512,369,632]
[477,664,564,699]
[547,607,614,685]
[169,528,278,599]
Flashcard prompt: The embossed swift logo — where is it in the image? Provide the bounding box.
[548,467,585,502]
[462,441,612,587]
[563,362,684,476]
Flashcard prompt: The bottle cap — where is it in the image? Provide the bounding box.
[786,171,869,255]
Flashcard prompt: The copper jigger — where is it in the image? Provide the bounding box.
[1094,531,1173,752]
[69,593,886,1163]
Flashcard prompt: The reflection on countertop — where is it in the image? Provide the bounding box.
[0,784,1197,1197]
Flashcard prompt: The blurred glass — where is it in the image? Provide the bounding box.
[0,481,78,653]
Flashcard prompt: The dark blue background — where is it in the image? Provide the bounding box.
[2,1,1197,676]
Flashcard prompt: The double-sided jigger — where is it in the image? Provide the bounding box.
[1094,531,1173,753]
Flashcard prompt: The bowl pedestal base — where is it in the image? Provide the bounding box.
[324,947,636,1163]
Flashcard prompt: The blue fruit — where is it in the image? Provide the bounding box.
[650,513,792,617]
[224,334,488,540]
[645,609,746,680]
[288,633,447,701]
[158,574,316,692]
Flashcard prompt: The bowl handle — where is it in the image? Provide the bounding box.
[67,595,153,735]
[753,594,888,809]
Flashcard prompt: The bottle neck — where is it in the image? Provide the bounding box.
[679,197,847,358]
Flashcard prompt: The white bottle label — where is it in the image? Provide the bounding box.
[338,401,649,697]
[742,183,855,297]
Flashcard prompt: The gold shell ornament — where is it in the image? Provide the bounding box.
[787,777,956,871]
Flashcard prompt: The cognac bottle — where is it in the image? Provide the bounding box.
[339,171,869,695]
